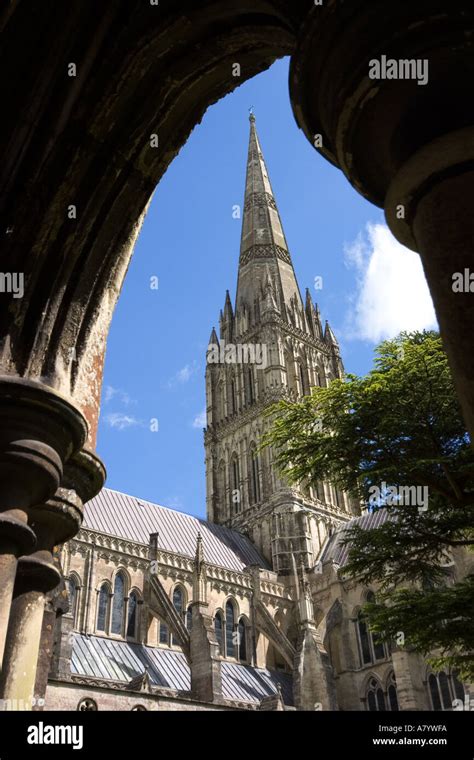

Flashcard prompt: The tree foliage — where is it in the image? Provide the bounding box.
[262,331,474,679]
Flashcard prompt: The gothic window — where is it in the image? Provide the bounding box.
[298,362,309,396]
[186,606,193,631]
[225,600,236,658]
[238,618,248,663]
[246,367,255,405]
[357,611,372,665]
[229,377,237,415]
[387,672,399,711]
[172,585,186,646]
[67,574,80,627]
[214,611,224,655]
[230,455,241,513]
[111,572,126,635]
[429,674,442,711]
[159,621,169,645]
[356,605,387,666]
[439,672,452,710]
[285,353,297,394]
[249,446,261,505]
[357,592,387,666]
[427,671,464,710]
[366,677,386,711]
[127,591,139,639]
[217,460,226,509]
[217,380,225,422]
[334,488,345,510]
[96,583,110,633]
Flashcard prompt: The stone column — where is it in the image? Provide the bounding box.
[289,0,474,438]
[33,567,69,710]
[0,377,87,675]
[0,448,104,709]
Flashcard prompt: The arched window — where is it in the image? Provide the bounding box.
[214,611,224,655]
[186,606,193,631]
[230,455,240,513]
[298,363,308,396]
[225,600,236,658]
[172,586,185,646]
[217,380,225,422]
[249,447,261,505]
[357,611,372,665]
[429,674,442,711]
[357,593,387,665]
[428,671,464,710]
[229,377,237,415]
[173,586,184,615]
[439,672,452,710]
[238,618,248,662]
[366,677,386,711]
[246,367,255,405]
[159,621,169,645]
[387,672,399,711]
[111,572,126,635]
[67,575,80,627]
[127,591,139,639]
[285,353,297,394]
[217,460,226,512]
[96,583,110,633]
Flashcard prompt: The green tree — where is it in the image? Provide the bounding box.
[262,331,474,680]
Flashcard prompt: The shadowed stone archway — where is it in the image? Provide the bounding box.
[0,0,473,708]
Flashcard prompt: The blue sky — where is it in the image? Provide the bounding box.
[97,58,436,517]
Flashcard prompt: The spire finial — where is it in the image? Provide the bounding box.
[249,106,255,123]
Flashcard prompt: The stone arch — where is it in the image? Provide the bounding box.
[0,3,297,447]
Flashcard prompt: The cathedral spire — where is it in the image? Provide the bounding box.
[235,114,303,327]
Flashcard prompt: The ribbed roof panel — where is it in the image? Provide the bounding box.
[319,508,391,568]
[71,634,293,705]
[82,488,268,572]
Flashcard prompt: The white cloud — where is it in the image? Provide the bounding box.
[167,361,199,388]
[104,385,135,405]
[343,222,437,342]
[192,409,206,429]
[105,412,143,431]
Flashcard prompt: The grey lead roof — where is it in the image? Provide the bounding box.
[71,634,293,706]
[319,508,390,568]
[82,488,269,572]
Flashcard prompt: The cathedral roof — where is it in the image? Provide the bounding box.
[82,487,269,572]
[318,508,390,568]
[71,633,294,706]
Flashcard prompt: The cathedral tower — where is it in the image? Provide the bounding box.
[204,114,356,574]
